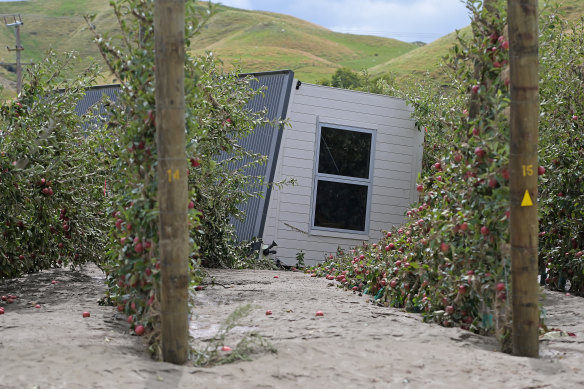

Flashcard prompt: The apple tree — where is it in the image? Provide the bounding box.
[0,51,109,278]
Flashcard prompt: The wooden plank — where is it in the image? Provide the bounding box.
[284,138,315,154]
[278,192,312,205]
[375,149,416,164]
[278,209,311,224]
[286,111,317,125]
[375,134,416,148]
[371,160,412,174]
[372,176,412,191]
[372,185,410,199]
[295,83,411,111]
[370,194,411,208]
[294,94,413,121]
[372,169,413,182]
[282,147,314,161]
[281,164,314,179]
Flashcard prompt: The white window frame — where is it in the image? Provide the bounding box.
[310,121,375,235]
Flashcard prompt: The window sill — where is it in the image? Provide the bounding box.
[309,228,369,240]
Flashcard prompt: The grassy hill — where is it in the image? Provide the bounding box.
[189,6,416,82]
[369,0,584,81]
[0,0,582,98]
[0,0,416,96]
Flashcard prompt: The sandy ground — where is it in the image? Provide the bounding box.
[1,265,583,389]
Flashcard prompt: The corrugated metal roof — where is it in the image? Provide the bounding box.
[74,84,120,117]
[229,70,295,242]
[75,70,294,243]
[74,84,120,130]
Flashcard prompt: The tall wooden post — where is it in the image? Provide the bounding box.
[508,0,539,358]
[154,0,189,364]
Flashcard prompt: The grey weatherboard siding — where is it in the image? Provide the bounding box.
[74,70,295,242]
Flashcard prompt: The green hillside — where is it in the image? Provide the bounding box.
[369,0,584,81]
[190,6,416,82]
[0,0,582,97]
[0,0,416,94]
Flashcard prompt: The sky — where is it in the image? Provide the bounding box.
[216,0,473,43]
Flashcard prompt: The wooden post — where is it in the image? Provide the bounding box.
[508,0,539,358]
[154,0,189,364]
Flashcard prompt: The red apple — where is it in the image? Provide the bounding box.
[134,325,145,336]
[454,153,462,163]
[35,304,41,309]
[315,311,324,317]
[474,147,486,158]
[221,346,232,352]
[538,166,545,176]
[386,232,392,238]
[496,282,505,292]
[440,242,449,252]
[265,310,272,315]
[416,184,423,192]
[83,312,91,318]
[460,222,468,231]
[472,127,480,136]
[445,305,454,314]
[480,226,489,236]
[389,280,398,288]
[434,162,442,170]
[471,84,480,94]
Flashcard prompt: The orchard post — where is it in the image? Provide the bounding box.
[154,0,189,364]
[508,0,539,358]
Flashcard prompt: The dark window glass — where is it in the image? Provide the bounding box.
[318,127,372,179]
[314,180,368,231]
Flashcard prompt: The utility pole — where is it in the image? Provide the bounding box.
[508,0,540,358]
[154,0,189,364]
[3,14,24,96]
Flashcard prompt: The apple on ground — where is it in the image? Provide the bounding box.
[83,312,91,318]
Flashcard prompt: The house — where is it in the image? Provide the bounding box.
[75,70,422,267]
[255,71,423,266]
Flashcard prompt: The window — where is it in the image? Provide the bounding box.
[311,124,375,233]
